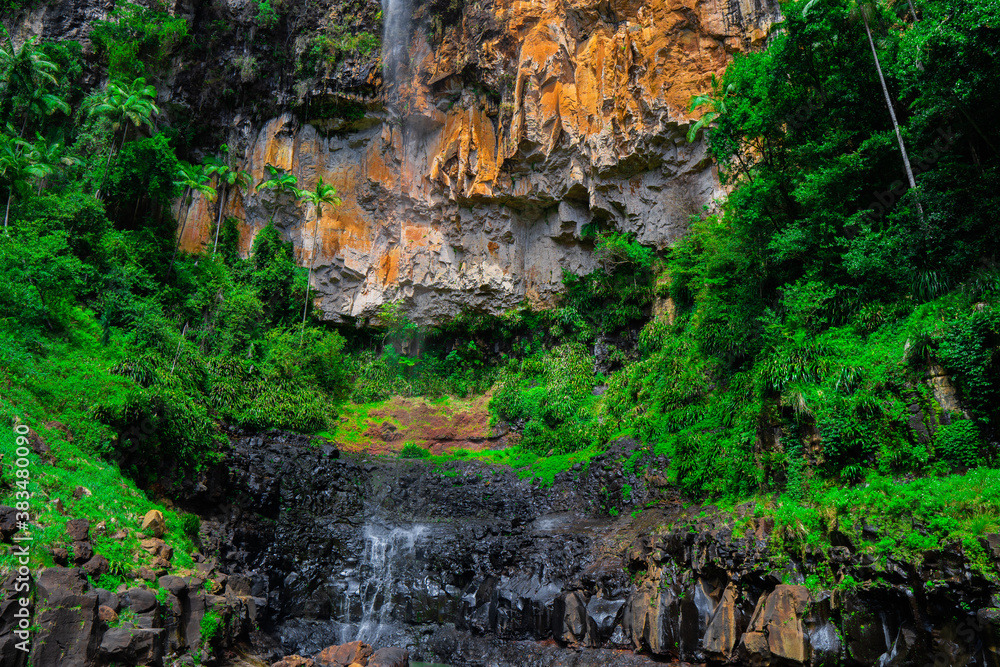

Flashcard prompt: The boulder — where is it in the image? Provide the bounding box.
[72,541,94,564]
[125,587,158,614]
[368,647,409,667]
[272,656,315,667]
[983,534,1000,562]
[98,605,118,624]
[50,546,69,565]
[703,582,742,661]
[141,510,166,538]
[621,579,681,655]
[552,591,588,645]
[99,627,164,664]
[31,568,98,667]
[979,608,1000,666]
[83,554,109,577]
[315,640,374,666]
[65,519,90,541]
[764,585,811,663]
[158,575,189,596]
[36,567,87,602]
[95,588,120,612]
[0,506,19,541]
[740,585,840,667]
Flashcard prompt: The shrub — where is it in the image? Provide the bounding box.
[935,420,981,468]
[399,443,430,459]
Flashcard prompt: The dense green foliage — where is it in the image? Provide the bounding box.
[592,0,1000,497]
[1,0,998,592]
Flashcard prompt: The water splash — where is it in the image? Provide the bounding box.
[354,524,428,643]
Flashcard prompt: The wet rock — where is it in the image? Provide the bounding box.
[368,646,408,667]
[703,582,741,661]
[552,591,589,645]
[739,585,840,666]
[621,579,681,655]
[314,640,373,666]
[272,657,315,667]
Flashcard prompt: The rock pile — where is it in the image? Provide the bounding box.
[272,641,408,667]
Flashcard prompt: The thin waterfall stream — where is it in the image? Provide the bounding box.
[353,524,429,644]
[381,0,412,100]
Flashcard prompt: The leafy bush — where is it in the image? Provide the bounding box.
[255,0,279,29]
[90,3,189,77]
[399,443,430,458]
[935,420,982,468]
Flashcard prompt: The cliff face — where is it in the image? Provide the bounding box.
[175,0,777,324]
[11,0,777,324]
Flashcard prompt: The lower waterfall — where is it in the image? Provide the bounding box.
[353,524,429,644]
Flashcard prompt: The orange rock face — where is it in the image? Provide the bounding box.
[177,0,776,323]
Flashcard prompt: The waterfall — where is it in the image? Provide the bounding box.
[381,0,412,96]
[354,524,428,643]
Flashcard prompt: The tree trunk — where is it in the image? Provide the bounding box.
[300,204,322,345]
[170,321,189,374]
[168,186,192,275]
[3,191,11,232]
[864,15,916,189]
[96,128,124,199]
[863,14,925,219]
[211,186,228,256]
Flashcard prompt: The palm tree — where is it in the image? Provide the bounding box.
[295,178,342,341]
[255,164,298,223]
[205,148,252,256]
[24,135,79,195]
[0,133,48,232]
[170,161,217,272]
[0,33,68,136]
[84,77,160,198]
[17,85,71,135]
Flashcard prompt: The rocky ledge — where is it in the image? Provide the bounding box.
[5,430,1000,666]
[0,565,261,667]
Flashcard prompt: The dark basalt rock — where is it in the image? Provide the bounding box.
[202,430,1000,667]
